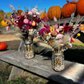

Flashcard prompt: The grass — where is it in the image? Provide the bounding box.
[0,25,3,28]
[72,43,84,46]
[0,64,46,84]
[0,64,61,84]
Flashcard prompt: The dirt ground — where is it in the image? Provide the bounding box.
[0,34,83,43]
[0,34,21,42]
[0,34,84,50]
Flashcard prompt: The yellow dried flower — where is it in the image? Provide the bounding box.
[77,33,81,37]
[50,26,55,32]
[61,31,64,34]
[25,15,27,18]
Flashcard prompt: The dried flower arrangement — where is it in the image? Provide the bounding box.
[3,5,44,59]
[37,13,84,71]
[1,5,84,71]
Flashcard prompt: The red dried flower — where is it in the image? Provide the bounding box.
[18,22,25,28]
[63,26,73,33]
[35,17,41,23]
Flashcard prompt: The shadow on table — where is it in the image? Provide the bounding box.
[64,49,84,64]
[35,48,84,64]
[47,74,79,84]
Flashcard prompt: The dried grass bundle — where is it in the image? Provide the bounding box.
[62,34,70,45]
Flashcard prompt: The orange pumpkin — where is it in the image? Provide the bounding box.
[81,27,84,31]
[17,9,23,16]
[0,42,7,50]
[41,8,48,19]
[41,13,48,19]
[80,24,84,32]
[61,1,77,18]
[48,6,61,20]
[76,0,84,15]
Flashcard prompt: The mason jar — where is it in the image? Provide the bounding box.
[51,52,64,71]
[24,41,34,59]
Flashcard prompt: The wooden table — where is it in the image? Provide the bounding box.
[0,50,84,84]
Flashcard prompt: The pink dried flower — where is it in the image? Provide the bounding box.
[6,26,9,31]
[28,11,33,15]
[21,12,25,16]
[55,23,59,28]
[56,34,63,39]
[23,19,29,24]
[59,26,63,31]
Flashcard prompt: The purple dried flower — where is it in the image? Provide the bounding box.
[44,23,50,29]
[39,28,49,35]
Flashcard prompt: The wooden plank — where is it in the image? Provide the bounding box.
[48,16,84,25]
[0,50,84,84]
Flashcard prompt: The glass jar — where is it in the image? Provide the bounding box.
[24,41,34,59]
[51,52,64,71]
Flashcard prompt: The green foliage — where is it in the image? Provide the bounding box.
[7,77,28,84]
[0,9,4,27]
[0,9,4,14]
[7,12,12,17]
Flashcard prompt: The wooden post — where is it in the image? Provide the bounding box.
[8,66,24,80]
[18,39,25,53]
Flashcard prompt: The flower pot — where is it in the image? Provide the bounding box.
[24,41,34,59]
[51,52,64,71]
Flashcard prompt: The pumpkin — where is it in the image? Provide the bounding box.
[17,9,23,16]
[61,0,77,18]
[80,24,84,32]
[0,42,7,50]
[41,13,48,19]
[76,0,84,15]
[41,8,48,19]
[48,6,61,20]
[1,20,9,27]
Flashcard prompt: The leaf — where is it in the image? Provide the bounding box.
[55,24,58,28]
[35,5,38,9]
[54,16,57,22]
[63,20,66,27]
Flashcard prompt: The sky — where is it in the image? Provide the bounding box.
[0,0,78,13]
